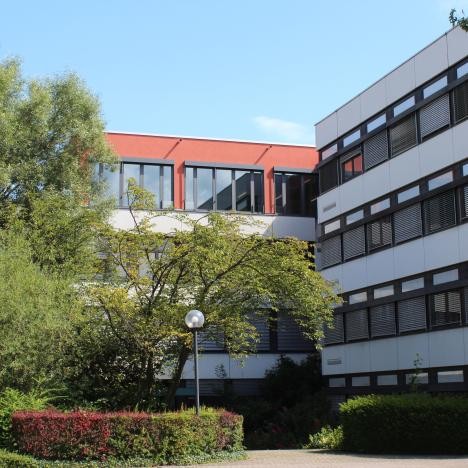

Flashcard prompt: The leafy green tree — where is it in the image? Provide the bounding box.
[0,58,115,277]
[0,232,83,391]
[449,8,468,31]
[74,183,339,409]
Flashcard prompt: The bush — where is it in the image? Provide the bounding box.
[12,408,243,464]
[0,449,39,467]
[340,394,468,454]
[0,388,50,450]
[307,425,343,450]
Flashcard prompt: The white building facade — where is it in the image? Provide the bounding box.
[316,27,468,404]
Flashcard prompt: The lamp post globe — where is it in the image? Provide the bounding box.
[185,310,205,415]
[184,310,205,329]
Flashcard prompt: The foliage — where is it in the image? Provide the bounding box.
[0,448,40,467]
[306,425,343,450]
[71,186,339,409]
[12,408,243,464]
[0,232,83,392]
[449,9,468,31]
[0,388,52,450]
[340,394,468,454]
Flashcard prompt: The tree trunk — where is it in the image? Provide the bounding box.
[166,346,191,409]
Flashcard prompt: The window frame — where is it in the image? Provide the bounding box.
[274,171,317,216]
[340,151,363,183]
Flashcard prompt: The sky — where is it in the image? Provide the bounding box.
[0,0,465,145]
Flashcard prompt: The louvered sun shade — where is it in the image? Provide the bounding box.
[453,80,468,123]
[345,309,368,341]
[363,130,388,170]
[277,313,313,351]
[320,236,342,269]
[319,159,339,193]
[390,114,417,157]
[424,191,456,234]
[343,225,366,261]
[370,303,396,338]
[431,290,462,327]
[324,314,344,345]
[367,216,392,251]
[398,296,427,333]
[248,315,270,351]
[464,287,468,323]
[419,94,450,140]
[462,185,468,219]
[199,327,225,351]
[393,204,423,244]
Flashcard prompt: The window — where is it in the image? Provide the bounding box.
[393,204,422,244]
[406,373,428,384]
[463,164,468,177]
[319,160,339,193]
[144,165,160,208]
[324,314,344,345]
[423,76,447,98]
[377,374,398,386]
[346,210,364,225]
[275,172,317,216]
[370,198,390,214]
[186,167,263,213]
[322,144,337,160]
[352,376,370,387]
[345,309,369,341]
[319,236,342,269]
[420,94,450,140]
[431,290,462,327]
[101,163,120,203]
[433,269,458,285]
[390,114,417,156]
[341,151,363,183]
[401,277,424,292]
[122,163,141,208]
[428,171,453,191]
[324,219,340,234]
[363,130,388,170]
[367,216,392,251]
[393,96,415,116]
[374,285,394,299]
[424,191,456,234]
[398,296,426,332]
[343,129,360,147]
[348,291,367,305]
[438,370,464,383]
[453,81,468,123]
[397,185,420,203]
[343,225,366,260]
[462,185,468,219]
[457,62,468,79]
[367,114,386,133]
[370,303,396,338]
[329,377,346,388]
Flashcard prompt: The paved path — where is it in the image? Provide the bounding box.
[182,449,468,468]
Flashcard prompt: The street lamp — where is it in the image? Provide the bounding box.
[185,309,205,415]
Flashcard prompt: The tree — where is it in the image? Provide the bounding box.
[75,183,340,409]
[0,58,115,277]
[449,8,468,31]
[0,231,83,391]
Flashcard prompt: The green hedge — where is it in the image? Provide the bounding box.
[13,408,243,464]
[0,449,40,467]
[340,394,468,454]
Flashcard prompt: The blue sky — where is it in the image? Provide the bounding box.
[0,0,464,145]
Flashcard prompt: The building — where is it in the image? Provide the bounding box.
[102,131,319,397]
[316,26,468,406]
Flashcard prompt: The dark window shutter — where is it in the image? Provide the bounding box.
[394,204,423,244]
[370,303,396,337]
[320,236,342,268]
[319,160,339,193]
[464,287,468,323]
[231,379,262,396]
[367,216,392,251]
[249,315,270,351]
[431,290,461,327]
[462,185,468,219]
[390,114,417,157]
[345,309,368,341]
[398,296,427,332]
[424,191,456,234]
[453,81,468,123]
[420,94,450,140]
[363,130,389,170]
[324,314,344,345]
[199,327,225,351]
[277,313,313,351]
[343,225,366,260]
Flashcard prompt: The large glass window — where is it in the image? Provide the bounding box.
[275,172,317,216]
[185,166,263,213]
[101,163,120,203]
[162,166,173,208]
[143,164,160,209]
[341,152,363,183]
[122,163,140,208]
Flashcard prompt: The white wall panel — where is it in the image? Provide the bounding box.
[346,342,371,373]
[322,345,346,375]
[317,188,340,224]
[423,228,460,271]
[414,35,448,87]
[340,176,364,213]
[362,162,390,201]
[458,223,468,263]
[341,257,367,292]
[321,264,343,291]
[428,329,464,368]
[452,119,468,164]
[369,339,398,371]
[337,97,361,137]
[360,80,387,123]
[366,249,394,285]
[316,112,338,150]
[385,58,416,105]
[397,333,429,369]
[419,130,453,176]
[447,26,468,66]
[393,239,425,278]
[389,146,420,191]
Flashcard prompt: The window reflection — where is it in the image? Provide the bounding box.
[236,171,251,211]
[285,173,302,215]
[122,163,140,208]
[185,167,195,210]
[143,165,160,209]
[162,166,173,208]
[253,172,264,213]
[101,164,120,205]
[197,168,213,210]
[275,171,317,216]
[216,169,232,211]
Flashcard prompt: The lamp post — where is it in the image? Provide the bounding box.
[184,309,205,415]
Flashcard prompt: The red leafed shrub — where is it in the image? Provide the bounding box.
[12,408,243,463]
